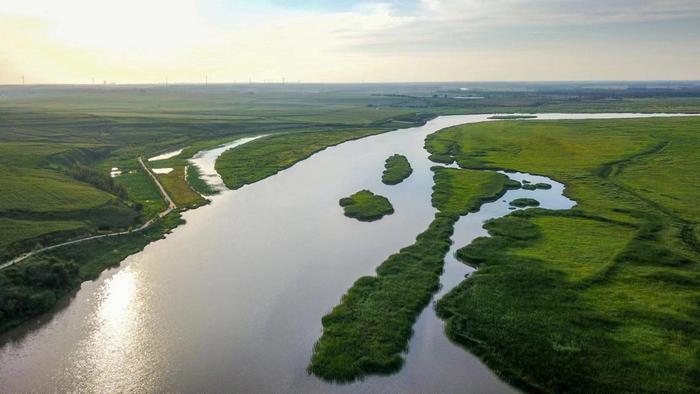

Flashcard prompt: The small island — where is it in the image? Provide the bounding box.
[510,197,540,207]
[382,154,413,185]
[339,190,394,221]
[505,179,522,189]
[522,182,552,190]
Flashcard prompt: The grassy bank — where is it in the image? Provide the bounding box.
[382,154,413,185]
[0,212,183,333]
[428,117,700,393]
[185,164,219,196]
[339,190,394,222]
[309,167,509,381]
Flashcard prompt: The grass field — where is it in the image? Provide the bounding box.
[428,117,700,393]
[381,154,413,185]
[156,167,206,208]
[339,190,394,222]
[309,167,509,381]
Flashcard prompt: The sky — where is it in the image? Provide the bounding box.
[1,0,699,84]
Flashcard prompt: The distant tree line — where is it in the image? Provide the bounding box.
[0,257,79,329]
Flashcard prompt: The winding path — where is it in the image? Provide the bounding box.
[0,158,176,270]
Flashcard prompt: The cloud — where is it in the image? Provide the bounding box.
[0,0,698,83]
[338,0,700,52]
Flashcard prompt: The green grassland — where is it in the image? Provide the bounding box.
[339,190,394,222]
[113,168,168,219]
[309,167,509,381]
[381,154,413,185]
[428,117,700,392]
[156,167,206,208]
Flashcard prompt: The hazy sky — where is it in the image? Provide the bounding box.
[1,0,699,84]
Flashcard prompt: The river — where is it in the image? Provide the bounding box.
[0,113,688,392]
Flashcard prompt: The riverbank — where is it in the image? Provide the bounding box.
[0,156,183,332]
[429,116,700,392]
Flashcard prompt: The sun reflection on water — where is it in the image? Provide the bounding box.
[60,264,162,391]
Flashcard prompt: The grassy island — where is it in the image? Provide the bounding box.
[427,117,700,393]
[310,167,509,381]
[505,179,522,189]
[382,154,413,185]
[339,190,394,222]
[522,182,551,190]
[510,198,540,207]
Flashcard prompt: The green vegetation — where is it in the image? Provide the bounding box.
[216,129,393,190]
[382,154,413,185]
[0,84,436,335]
[2,83,700,338]
[510,198,540,207]
[4,83,700,262]
[186,164,218,196]
[0,212,183,332]
[522,182,551,190]
[113,168,167,220]
[505,179,522,189]
[339,190,394,222]
[428,117,700,393]
[309,167,509,381]
[156,167,206,209]
[0,85,436,262]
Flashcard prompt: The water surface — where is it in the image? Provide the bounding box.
[188,136,266,191]
[0,113,690,392]
[148,148,184,161]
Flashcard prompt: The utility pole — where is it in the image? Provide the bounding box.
[22,75,24,85]
[205,75,208,86]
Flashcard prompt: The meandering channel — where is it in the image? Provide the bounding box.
[0,113,690,392]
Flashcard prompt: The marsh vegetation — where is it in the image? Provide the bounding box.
[428,117,700,393]
[381,154,413,185]
[339,190,394,222]
[310,167,509,381]
[509,198,540,207]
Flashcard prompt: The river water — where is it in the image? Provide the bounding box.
[0,113,688,392]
